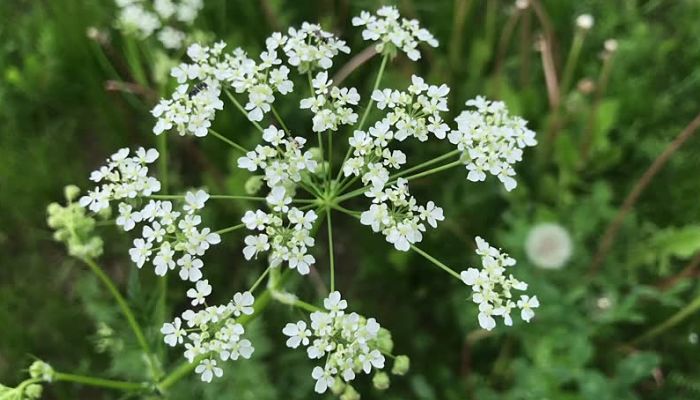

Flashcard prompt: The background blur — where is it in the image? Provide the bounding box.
[2,0,700,399]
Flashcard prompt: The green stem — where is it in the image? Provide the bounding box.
[224,90,265,133]
[271,106,291,135]
[337,160,463,202]
[328,132,333,193]
[357,54,389,131]
[54,372,149,391]
[156,131,168,349]
[390,149,461,181]
[208,128,249,153]
[123,36,148,86]
[410,245,463,281]
[291,298,323,313]
[215,223,246,235]
[559,30,586,98]
[326,207,336,292]
[81,258,160,379]
[249,266,272,293]
[317,131,326,192]
[631,294,700,345]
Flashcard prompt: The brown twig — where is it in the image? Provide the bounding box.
[588,112,700,275]
[536,35,560,110]
[258,0,282,32]
[104,80,157,102]
[331,46,378,87]
[656,252,700,292]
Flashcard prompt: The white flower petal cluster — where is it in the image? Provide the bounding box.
[282,291,387,394]
[343,119,405,184]
[237,125,318,188]
[360,178,443,251]
[449,96,537,191]
[152,80,224,137]
[460,237,538,330]
[300,72,360,133]
[161,289,256,382]
[272,23,351,73]
[352,6,438,61]
[115,0,203,49]
[79,147,161,213]
[372,75,450,141]
[242,188,317,274]
[127,192,220,279]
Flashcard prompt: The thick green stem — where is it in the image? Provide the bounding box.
[54,372,149,392]
[81,258,160,379]
[271,106,291,135]
[410,245,463,281]
[208,128,249,153]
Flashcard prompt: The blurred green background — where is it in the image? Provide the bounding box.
[2,0,700,399]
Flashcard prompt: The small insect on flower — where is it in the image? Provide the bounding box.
[188,81,208,98]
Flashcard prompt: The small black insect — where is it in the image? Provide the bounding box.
[188,82,208,98]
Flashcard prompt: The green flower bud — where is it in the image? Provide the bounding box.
[63,185,80,202]
[376,328,394,353]
[330,377,345,395]
[25,383,43,399]
[29,360,54,382]
[391,355,410,375]
[372,371,390,390]
[244,176,264,195]
[308,147,323,163]
[340,384,360,400]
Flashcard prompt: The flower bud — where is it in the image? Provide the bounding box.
[340,385,360,400]
[331,377,346,395]
[25,383,43,399]
[64,185,81,202]
[244,176,264,195]
[29,360,54,382]
[372,372,390,390]
[391,355,411,375]
[604,39,618,53]
[376,328,394,354]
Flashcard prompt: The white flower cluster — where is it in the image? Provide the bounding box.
[525,223,573,270]
[282,292,387,394]
[242,188,317,275]
[161,289,256,382]
[448,96,537,191]
[460,237,539,330]
[115,0,203,49]
[127,191,220,279]
[352,6,438,61]
[79,148,161,212]
[273,23,351,72]
[372,75,450,141]
[300,72,360,133]
[237,125,318,188]
[152,80,224,137]
[360,178,444,251]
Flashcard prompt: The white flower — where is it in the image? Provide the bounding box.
[242,234,270,260]
[187,280,212,306]
[323,291,348,315]
[184,190,209,213]
[352,6,438,61]
[177,254,204,282]
[153,242,176,276]
[232,291,255,317]
[450,96,537,191]
[195,359,223,383]
[461,237,535,330]
[129,238,152,268]
[517,295,540,322]
[525,223,573,269]
[282,321,312,348]
[161,317,185,346]
[312,366,335,394]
